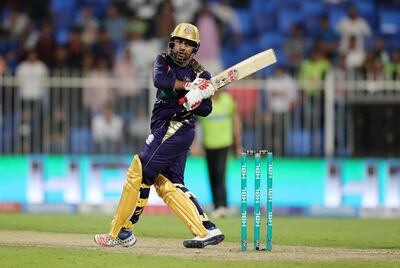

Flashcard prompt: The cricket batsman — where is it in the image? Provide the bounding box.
[94,23,225,248]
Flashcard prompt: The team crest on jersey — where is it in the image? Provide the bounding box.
[146,134,154,145]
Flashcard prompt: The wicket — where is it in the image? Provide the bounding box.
[240,150,273,251]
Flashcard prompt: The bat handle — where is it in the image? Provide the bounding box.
[178,97,187,105]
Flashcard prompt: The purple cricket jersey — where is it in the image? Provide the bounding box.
[139,53,213,185]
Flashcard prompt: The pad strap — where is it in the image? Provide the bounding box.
[129,183,151,225]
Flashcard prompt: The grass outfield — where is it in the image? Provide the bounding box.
[0,214,399,267]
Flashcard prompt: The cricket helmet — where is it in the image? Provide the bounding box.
[168,23,200,66]
[170,23,200,50]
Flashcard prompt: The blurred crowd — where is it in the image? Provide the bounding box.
[0,0,245,76]
[0,0,397,77]
[0,0,400,155]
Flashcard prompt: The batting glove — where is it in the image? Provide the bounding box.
[183,88,203,111]
[196,80,216,99]
[184,78,209,91]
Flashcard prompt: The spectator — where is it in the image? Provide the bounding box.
[172,0,200,24]
[341,35,366,70]
[299,49,331,94]
[35,21,57,67]
[193,1,224,75]
[372,37,390,64]
[75,6,99,47]
[264,66,298,155]
[15,50,48,153]
[212,0,242,45]
[329,55,350,95]
[229,86,260,149]
[368,58,385,81]
[360,51,376,78]
[92,104,124,153]
[385,50,400,79]
[0,54,7,75]
[127,0,162,22]
[14,106,33,153]
[105,4,127,44]
[127,23,160,91]
[4,51,18,74]
[113,47,146,153]
[316,14,339,60]
[82,53,95,74]
[127,0,161,38]
[284,23,311,75]
[299,48,331,156]
[126,12,148,38]
[112,47,139,143]
[192,89,242,218]
[1,7,29,40]
[51,45,70,73]
[266,66,298,115]
[326,55,352,156]
[44,106,68,153]
[113,48,140,108]
[0,29,19,73]
[91,27,114,66]
[362,56,386,92]
[66,27,85,70]
[21,19,40,51]
[337,6,371,52]
[154,0,176,42]
[83,57,113,114]
[74,53,96,128]
[16,50,49,102]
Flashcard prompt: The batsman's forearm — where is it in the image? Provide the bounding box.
[174,80,187,91]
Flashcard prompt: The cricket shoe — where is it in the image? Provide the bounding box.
[94,228,137,247]
[183,227,225,248]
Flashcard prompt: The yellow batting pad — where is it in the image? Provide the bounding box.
[109,154,143,239]
[155,174,208,238]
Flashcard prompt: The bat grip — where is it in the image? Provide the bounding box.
[178,97,187,105]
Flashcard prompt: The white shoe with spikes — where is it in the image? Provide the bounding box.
[183,228,225,248]
[94,228,137,247]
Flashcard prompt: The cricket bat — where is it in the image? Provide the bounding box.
[179,48,277,105]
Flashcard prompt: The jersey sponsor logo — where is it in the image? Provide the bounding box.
[146,134,154,145]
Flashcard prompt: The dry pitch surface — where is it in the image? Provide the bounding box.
[1,230,399,262]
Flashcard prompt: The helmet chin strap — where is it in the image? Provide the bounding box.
[178,53,195,67]
[168,47,196,67]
